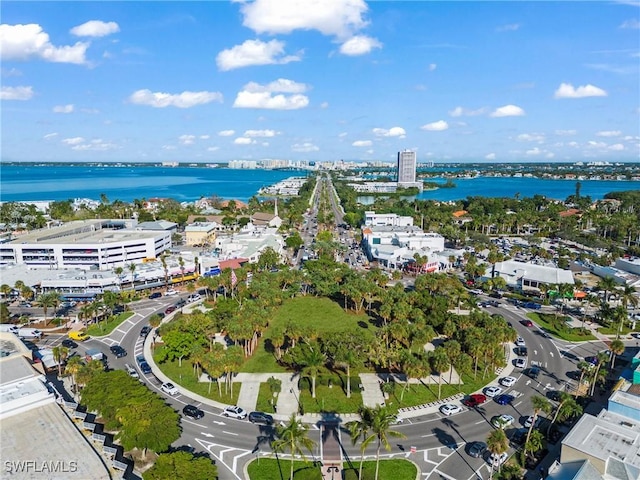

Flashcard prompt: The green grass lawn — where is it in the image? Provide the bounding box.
[246,458,417,480]
[527,313,596,342]
[86,312,134,336]
[256,380,279,413]
[241,297,374,373]
[298,375,363,414]
[153,345,240,404]
[597,324,640,335]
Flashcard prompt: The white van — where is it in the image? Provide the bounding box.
[18,328,43,340]
[0,324,19,334]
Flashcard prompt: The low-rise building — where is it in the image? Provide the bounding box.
[492,260,575,292]
[185,222,217,246]
[214,227,284,264]
[364,211,414,227]
[362,225,445,270]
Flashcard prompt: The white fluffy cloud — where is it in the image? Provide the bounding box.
[339,35,382,55]
[516,133,545,142]
[0,85,33,100]
[609,143,625,151]
[428,63,437,71]
[234,137,255,145]
[485,153,496,160]
[67,138,117,151]
[320,101,329,109]
[218,130,235,137]
[244,129,278,137]
[420,120,449,131]
[179,134,196,145]
[62,137,85,145]
[352,140,372,147]
[240,0,370,39]
[0,24,89,64]
[490,105,525,117]
[372,127,406,138]
[216,39,301,71]
[128,89,223,108]
[53,104,74,113]
[448,106,487,117]
[43,132,58,140]
[233,79,309,110]
[70,20,120,37]
[555,129,577,136]
[619,19,640,29]
[291,142,319,152]
[554,83,607,99]
[496,23,520,32]
[596,130,621,137]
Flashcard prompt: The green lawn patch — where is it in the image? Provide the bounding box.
[527,313,596,342]
[246,458,417,480]
[87,312,134,336]
[597,325,640,335]
[298,375,363,414]
[256,380,279,413]
[153,345,240,404]
[241,297,374,373]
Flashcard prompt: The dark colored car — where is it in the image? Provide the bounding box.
[165,306,177,315]
[139,361,152,374]
[547,390,562,402]
[462,393,487,408]
[511,428,528,446]
[149,292,162,299]
[523,302,541,310]
[140,325,152,337]
[113,305,125,314]
[109,345,127,358]
[61,339,77,349]
[248,411,274,425]
[526,367,541,380]
[468,441,487,458]
[183,404,205,420]
[495,394,515,405]
[520,319,534,327]
[515,346,528,357]
[175,299,187,308]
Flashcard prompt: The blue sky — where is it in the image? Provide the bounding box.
[1,0,639,163]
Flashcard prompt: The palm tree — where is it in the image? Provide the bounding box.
[160,254,170,292]
[298,343,326,399]
[547,392,582,438]
[523,395,551,460]
[589,351,610,396]
[486,428,509,478]
[348,407,373,480]
[431,348,451,400]
[38,291,60,325]
[178,256,185,283]
[113,266,124,291]
[271,414,316,480]
[51,345,69,375]
[609,339,625,368]
[353,405,406,480]
[65,355,83,395]
[596,276,618,304]
[128,262,136,290]
[524,430,545,461]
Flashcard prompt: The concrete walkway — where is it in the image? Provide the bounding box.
[358,374,386,407]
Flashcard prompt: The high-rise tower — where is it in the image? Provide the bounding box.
[397,150,417,185]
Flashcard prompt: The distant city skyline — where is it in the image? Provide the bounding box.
[1,1,639,163]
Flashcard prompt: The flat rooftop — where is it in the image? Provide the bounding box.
[0,402,111,479]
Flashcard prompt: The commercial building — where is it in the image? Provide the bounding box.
[491,260,575,292]
[213,225,285,264]
[364,211,414,227]
[0,220,171,270]
[397,150,417,185]
[185,222,217,246]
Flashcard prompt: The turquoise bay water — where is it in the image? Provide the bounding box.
[0,164,638,203]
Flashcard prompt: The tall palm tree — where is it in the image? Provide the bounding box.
[51,345,69,375]
[271,414,316,480]
[547,392,582,438]
[596,276,618,304]
[589,351,610,396]
[431,348,451,400]
[486,429,509,478]
[523,395,551,459]
[38,291,60,325]
[353,404,406,480]
[299,343,326,399]
[348,406,374,480]
[65,355,83,394]
[609,339,625,368]
[128,262,137,290]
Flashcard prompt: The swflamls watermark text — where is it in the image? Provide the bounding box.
[4,460,78,474]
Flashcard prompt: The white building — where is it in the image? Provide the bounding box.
[214,227,285,264]
[397,150,417,185]
[364,211,414,227]
[492,260,575,292]
[0,220,171,270]
[362,225,445,270]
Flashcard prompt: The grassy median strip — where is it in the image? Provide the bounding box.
[526,312,596,342]
[86,311,134,336]
[246,458,417,480]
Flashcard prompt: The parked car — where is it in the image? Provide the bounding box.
[495,394,515,405]
[248,411,274,425]
[161,382,179,396]
[139,361,152,374]
[547,390,562,402]
[149,292,162,299]
[485,386,503,398]
[440,404,463,416]
[491,414,515,429]
[175,299,187,308]
[183,404,205,420]
[69,330,89,341]
[462,394,487,408]
[488,452,509,467]
[165,288,178,296]
[468,441,487,458]
[187,293,201,302]
[18,328,43,340]
[514,358,527,369]
[500,376,517,388]
[524,415,542,428]
[125,363,139,379]
[222,406,247,419]
[515,346,528,357]
[516,337,526,347]
[61,339,78,349]
[109,345,127,358]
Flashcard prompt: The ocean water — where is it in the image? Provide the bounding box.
[0,164,638,203]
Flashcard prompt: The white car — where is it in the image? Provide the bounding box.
[161,382,179,396]
[165,288,178,296]
[222,406,247,419]
[491,414,515,429]
[440,404,463,416]
[485,386,503,398]
[187,293,201,302]
[524,416,542,428]
[516,337,526,347]
[500,376,517,388]
[488,452,508,467]
[514,358,527,369]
